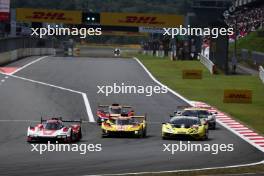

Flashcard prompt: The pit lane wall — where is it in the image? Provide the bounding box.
[259,66,264,84]
[0,48,55,65]
[0,37,56,65]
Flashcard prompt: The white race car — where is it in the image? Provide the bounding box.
[27,117,82,143]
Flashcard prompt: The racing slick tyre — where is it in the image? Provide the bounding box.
[78,128,82,140]
[138,129,145,138]
[66,130,73,143]
[27,136,33,143]
[211,123,216,130]
[97,118,102,126]
[203,130,209,140]
[143,129,147,138]
[101,130,109,138]
[161,132,168,140]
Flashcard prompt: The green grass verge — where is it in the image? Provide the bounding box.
[135,54,264,135]
[229,30,264,53]
[125,164,264,176]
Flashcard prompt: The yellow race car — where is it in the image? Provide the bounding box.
[162,116,208,140]
[175,107,216,130]
[101,115,147,138]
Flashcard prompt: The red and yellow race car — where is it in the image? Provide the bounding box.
[101,115,147,138]
[96,103,135,124]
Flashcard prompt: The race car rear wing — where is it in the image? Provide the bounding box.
[40,117,82,123]
[98,104,132,108]
[131,115,147,122]
[176,105,193,110]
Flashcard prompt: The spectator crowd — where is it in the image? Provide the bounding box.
[225,5,264,40]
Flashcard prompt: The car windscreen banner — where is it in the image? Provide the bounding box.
[0,0,10,22]
[16,8,82,24]
[100,12,184,28]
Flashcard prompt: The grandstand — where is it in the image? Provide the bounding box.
[225,0,264,40]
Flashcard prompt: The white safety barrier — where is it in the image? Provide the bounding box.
[155,50,164,57]
[259,66,264,84]
[0,48,55,65]
[198,54,216,74]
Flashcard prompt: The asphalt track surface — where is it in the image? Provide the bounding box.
[0,55,263,176]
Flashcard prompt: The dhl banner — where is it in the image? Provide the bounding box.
[182,70,203,79]
[16,8,82,24]
[223,89,252,103]
[101,12,184,28]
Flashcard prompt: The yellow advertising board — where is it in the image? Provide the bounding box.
[101,12,184,28]
[182,70,203,79]
[102,31,148,36]
[223,89,252,103]
[16,8,82,24]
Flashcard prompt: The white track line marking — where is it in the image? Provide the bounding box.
[217,119,264,152]
[85,160,264,176]
[10,56,49,75]
[133,57,193,106]
[82,93,95,122]
[1,73,95,123]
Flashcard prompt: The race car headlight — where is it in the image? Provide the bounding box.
[164,127,173,133]
[135,131,138,134]
[57,135,67,138]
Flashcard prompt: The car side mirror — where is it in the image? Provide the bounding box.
[210,112,218,115]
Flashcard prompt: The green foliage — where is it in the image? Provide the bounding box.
[230,30,264,53]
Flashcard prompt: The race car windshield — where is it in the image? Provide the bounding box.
[197,110,210,118]
[116,119,135,125]
[182,110,209,118]
[182,110,198,116]
[109,108,122,114]
[170,118,200,126]
[44,122,62,130]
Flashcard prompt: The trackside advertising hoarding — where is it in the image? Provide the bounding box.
[101,12,184,28]
[0,0,10,21]
[16,8,82,24]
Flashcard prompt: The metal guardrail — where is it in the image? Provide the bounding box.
[198,54,216,74]
[252,51,264,65]
[259,66,264,84]
[241,49,249,61]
